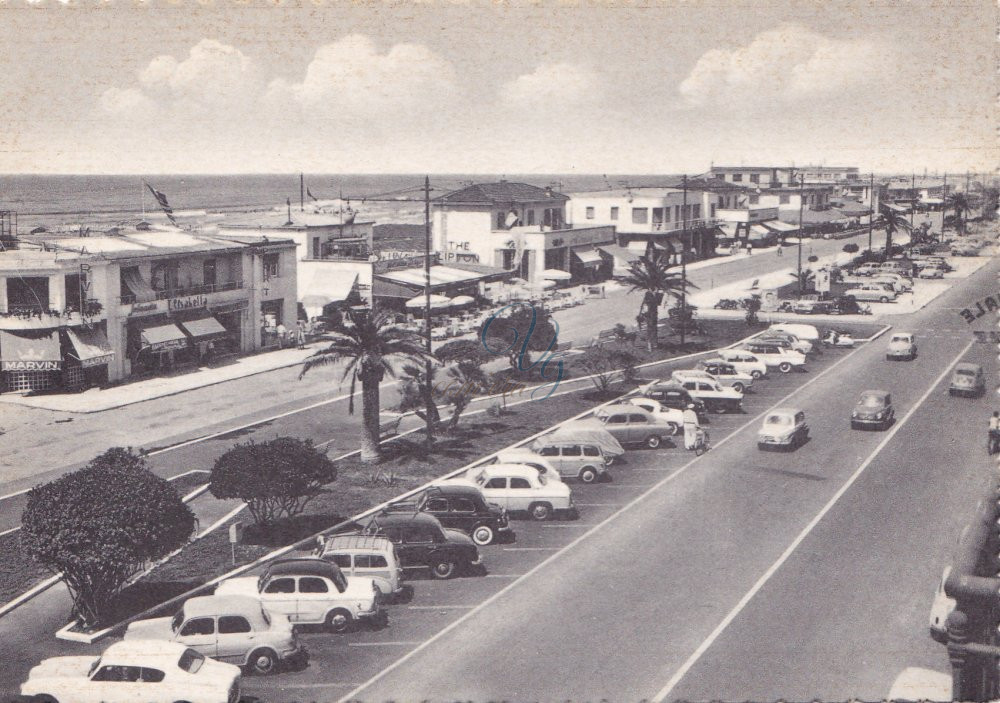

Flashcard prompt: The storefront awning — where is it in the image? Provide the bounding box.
[572,247,602,265]
[141,323,188,351]
[597,245,640,264]
[378,265,484,288]
[299,269,360,307]
[763,220,797,232]
[179,317,227,340]
[373,278,422,299]
[66,327,115,368]
[749,224,772,239]
[0,330,62,371]
[121,268,158,303]
[717,222,739,238]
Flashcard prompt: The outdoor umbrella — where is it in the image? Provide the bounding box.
[450,295,476,307]
[541,268,572,281]
[405,294,452,310]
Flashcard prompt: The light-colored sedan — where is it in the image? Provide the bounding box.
[918,265,945,279]
[886,332,917,361]
[21,640,241,703]
[694,360,755,393]
[593,405,680,447]
[757,408,809,450]
[621,397,684,434]
[716,350,768,379]
[843,286,897,303]
[454,464,575,521]
[671,372,744,413]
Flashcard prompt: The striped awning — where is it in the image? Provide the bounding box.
[141,323,188,351]
[66,327,115,368]
[0,330,61,371]
[572,247,603,265]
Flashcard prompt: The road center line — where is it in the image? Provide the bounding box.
[337,340,871,703]
[650,339,974,702]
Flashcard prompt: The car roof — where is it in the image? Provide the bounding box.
[673,369,711,376]
[956,362,982,372]
[265,557,343,580]
[102,639,188,661]
[323,534,394,552]
[859,389,890,398]
[181,594,262,618]
[766,407,802,417]
[424,483,483,499]
[478,463,538,478]
[368,511,442,528]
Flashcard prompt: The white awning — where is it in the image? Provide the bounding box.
[572,247,602,265]
[379,265,484,287]
[66,327,115,367]
[300,269,359,306]
[717,222,739,238]
[141,323,188,351]
[179,317,228,340]
[763,220,797,232]
[541,268,572,280]
[749,224,772,238]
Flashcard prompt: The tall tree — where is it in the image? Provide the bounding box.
[946,192,970,234]
[879,206,910,259]
[300,307,430,463]
[621,248,692,351]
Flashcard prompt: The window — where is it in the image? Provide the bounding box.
[628,414,648,423]
[732,173,743,182]
[7,277,50,311]
[749,195,759,205]
[425,497,449,512]
[179,617,215,636]
[538,446,559,457]
[263,253,280,280]
[263,577,295,594]
[329,554,352,568]
[562,445,582,457]
[64,273,83,310]
[452,498,476,513]
[497,211,506,228]
[357,554,388,568]
[779,193,790,205]
[312,237,321,257]
[749,173,759,183]
[693,204,701,218]
[140,668,165,683]
[203,259,217,286]
[674,205,681,221]
[583,446,601,457]
[403,527,432,543]
[298,577,329,594]
[93,665,142,682]
[631,208,649,224]
[178,649,206,674]
[585,206,595,220]
[606,415,628,424]
[610,206,619,221]
[710,204,716,217]
[485,477,507,489]
[150,262,178,291]
[218,616,252,634]
[509,478,532,489]
[652,207,664,225]
[527,210,535,226]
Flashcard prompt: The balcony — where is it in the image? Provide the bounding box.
[650,218,719,232]
[0,299,104,330]
[118,280,243,305]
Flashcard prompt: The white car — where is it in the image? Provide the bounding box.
[21,640,241,703]
[740,342,806,373]
[843,285,897,303]
[493,449,567,482]
[691,361,755,393]
[449,464,575,521]
[716,349,768,379]
[768,323,820,342]
[215,557,384,633]
[621,396,684,433]
[928,566,955,644]
[886,332,917,361]
[752,331,813,355]
[671,373,744,413]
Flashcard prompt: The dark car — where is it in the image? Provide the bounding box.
[388,484,514,547]
[850,390,894,430]
[831,295,868,315]
[641,383,708,419]
[356,512,480,579]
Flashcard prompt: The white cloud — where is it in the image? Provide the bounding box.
[679,24,886,107]
[501,62,601,106]
[98,87,156,118]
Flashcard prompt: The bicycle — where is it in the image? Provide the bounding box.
[690,427,710,456]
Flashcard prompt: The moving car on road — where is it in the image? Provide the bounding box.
[670,372,744,414]
[694,360,755,393]
[949,362,985,397]
[124,595,304,676]
[214,558,384,632]
[886,332,917,361]
[357,512,481,579]
[389,483,513,546]
[757,408,809,451]
[452,464,576,521]
[851,390,895,430]
[593,405,678,448]
[315,534,406,601]
[716,349,768,379]
[740,342,807,373]
[20,640,241,703]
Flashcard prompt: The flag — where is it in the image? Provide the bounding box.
[307,187,319,202]
[145,182,177,226]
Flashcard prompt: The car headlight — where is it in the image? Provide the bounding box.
[851,411,858,417]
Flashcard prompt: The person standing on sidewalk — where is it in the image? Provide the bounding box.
[276,322,287,349]
[296,320,306,349]
[989,412,1000,454]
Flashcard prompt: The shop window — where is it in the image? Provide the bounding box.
[631,208,649,225]
[780,193,790,205]
[585,206,595,220]
[203,259,217,286]
[6,277,49,312]
[732,173,743,182]
[610,206,619,221]
[263,254,280,280]
[749,195,759,205]
[749,173,759,183]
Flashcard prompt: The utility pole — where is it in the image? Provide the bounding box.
[942,172,949,236]
[423,175,435,445]
[797,175,805,294]
[680,175,688,346]
[867,172,874,252]
[909,173,915,232]
[300,173,305,212]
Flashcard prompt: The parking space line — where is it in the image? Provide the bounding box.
[503,547,561,551]
[255,682,365,689]
[347,641,422,647]
[406,605,476,610]
[568,503,622,507]
[484,574,523,578]
[541,523,597,528]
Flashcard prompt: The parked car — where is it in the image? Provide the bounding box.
[670,373,744,413]
[951,243,980,256]
[451,464,576,521]
[830,295,870,315]
[842,285,897,303]
[124,595,304,676]
[917,265,945,279]
[852,263,882,276]
[757,408,810,450]
[315,534,406,600]
[389,483,513,546]
[593,405,679,448]
[793,299,836,315]
[20,640,241,703]
[768,323,820,342]
[541,420,626,465]
[716,349,768,379]
[621,396,684,433]
[871,274,912,293]
[214,558,384,632]
[355,512,480,579]
[752,330,813,355]
[493,448,569,483]
[929,566,955,644]
[694,360,755,393]
[740,342,807,373]
[641,382,709,417]
[851,390,894,430]
[886,332,917,361]
[949,362,985,397]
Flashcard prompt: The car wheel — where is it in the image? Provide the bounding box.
[579,466,599,483]
[471,524,495,546]
[247,648,279,676]
[665,421,679,436]
[430,559,457,579]
[646,434,662,449]
[325,608,354,633]
[32,697,58,703]
[778,362,792,373]
[529,502,553,521]
[751,370,763,379]
[732,382,745,393]
[880,296,889,303]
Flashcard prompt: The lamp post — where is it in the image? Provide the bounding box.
[680,174,688,346]
[797,175,805,294]
[867,172,874,252]
[423,175,434,445]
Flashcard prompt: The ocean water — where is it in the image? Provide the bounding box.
[0,173,680,231]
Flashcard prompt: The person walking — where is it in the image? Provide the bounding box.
[296,320,307,349]
[275,322,287,349]
[776,244,783,257]
[989,412,1000,454]
[683,403,700,450]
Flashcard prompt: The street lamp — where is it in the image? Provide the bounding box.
[797,175,805,294]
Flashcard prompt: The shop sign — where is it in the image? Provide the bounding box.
[168,295,208,312]
[129,301,164,317]
[2,360,61,371]
[374,253,440,273]
[441,251,480,264]
[147,339,187,352]
[80,353,115,368]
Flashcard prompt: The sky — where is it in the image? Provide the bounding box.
[0,0,995,175]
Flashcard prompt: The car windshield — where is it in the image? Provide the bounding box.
[537,473,547,486]
[178,648,205,674]
[957,369,977,377]
[859,394,883,407]
[88,658,102,678]
[170,608,185,633]
[891,336,909,343]
[332,570,348,593]
[765,414,792,426]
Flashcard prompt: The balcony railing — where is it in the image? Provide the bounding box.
[118,280,243,305]
[651,218,719,232]
[1,299,104,320]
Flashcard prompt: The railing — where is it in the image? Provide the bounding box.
[651,218,719,232]
[118,280,243,305]
[1,299,103,320]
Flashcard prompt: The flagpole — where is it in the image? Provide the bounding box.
[300,174,305,213]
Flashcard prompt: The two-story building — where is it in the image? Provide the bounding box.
[0,223,297,394]
[432,181,616,286]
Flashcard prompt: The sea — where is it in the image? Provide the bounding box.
[0,173,681,232]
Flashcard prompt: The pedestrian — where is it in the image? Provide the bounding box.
[747,242,753,256]
[276,322,287,349]
[296,320,306,349]
[776,245,783,257]
[683,403,700,450]
[989,412,1000,454]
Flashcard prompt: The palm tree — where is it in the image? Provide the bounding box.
[946,192,970,234]
[981,187,998,221]
[879,206,910,260]
[300,307,430,463]
[621,247,692,351]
